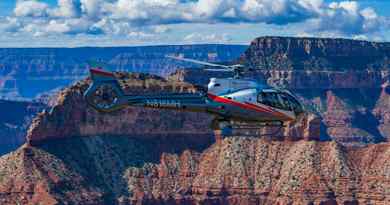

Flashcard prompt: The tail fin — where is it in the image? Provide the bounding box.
[90,67,117,82]
[84,68,126,112]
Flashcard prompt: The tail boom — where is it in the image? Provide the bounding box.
[84,68,209,113]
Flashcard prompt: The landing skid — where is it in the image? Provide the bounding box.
[211,119,285,137]
[230,121,285,129]
[221,127,283,138]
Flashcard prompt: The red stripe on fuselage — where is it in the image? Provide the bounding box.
[207,93,294,121]
[244,102,274,113]
[207,93,273,114]
[90,68,115,77]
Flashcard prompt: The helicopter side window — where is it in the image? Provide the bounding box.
[287,95,303,114]
[214,83,221,87]
[278,93,293,111]
[277,93,303,114]
[258,91,284,109]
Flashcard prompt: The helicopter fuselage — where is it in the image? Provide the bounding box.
[84,68,303,125]
[205,78,299,122]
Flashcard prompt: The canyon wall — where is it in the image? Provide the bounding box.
[171,37,390,145]
[0,37,389,204]
[244,37,390,144]
[0,72,388,205]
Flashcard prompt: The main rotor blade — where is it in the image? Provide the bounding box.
[166,55,231,69]
[264,70,347,74]
[295,70,347,74]
[204,68,234,72]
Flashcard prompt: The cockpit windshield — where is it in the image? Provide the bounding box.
[257,90,303,114]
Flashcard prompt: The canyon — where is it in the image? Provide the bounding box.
[0,45,247,99]
[0,45,245,155]
[0,37,389,204]
[0,100,45,156]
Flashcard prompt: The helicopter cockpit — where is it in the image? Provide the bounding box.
[257,89,303,114]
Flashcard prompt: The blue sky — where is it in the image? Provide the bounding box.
[0,0,389,47]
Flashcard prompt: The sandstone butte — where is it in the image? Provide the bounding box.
[0,71,388,205]
[170,36,390,145]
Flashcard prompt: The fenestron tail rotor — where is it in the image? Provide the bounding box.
[84,68,127,112]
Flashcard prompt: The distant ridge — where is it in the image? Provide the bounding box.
[0,44,247,99]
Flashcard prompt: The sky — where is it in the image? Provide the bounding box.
[0,0,389,47]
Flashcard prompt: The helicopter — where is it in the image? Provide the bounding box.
[84,56,305,135]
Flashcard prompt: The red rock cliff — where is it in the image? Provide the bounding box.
[1,37,389,204]
[0,72,388,205]
[0,136,388,204]
[26,72,320,144]
[171,36,390,145]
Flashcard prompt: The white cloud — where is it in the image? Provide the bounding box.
[0,17,22,32]
[43,18,103,35]
[105,0,320,25]
[240,0,319,24]
[153,25,170,34]
[194,0,237,19]
[1,0,389,45]
[311,1,385,35]
[184,33,231,43]
[107,0,190,25]
[128,31,155,39]
[52,0,82,18]
[360,7,380,32]
[45,20,70,33]
[80,0,105,18]
[14,0,49,17]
